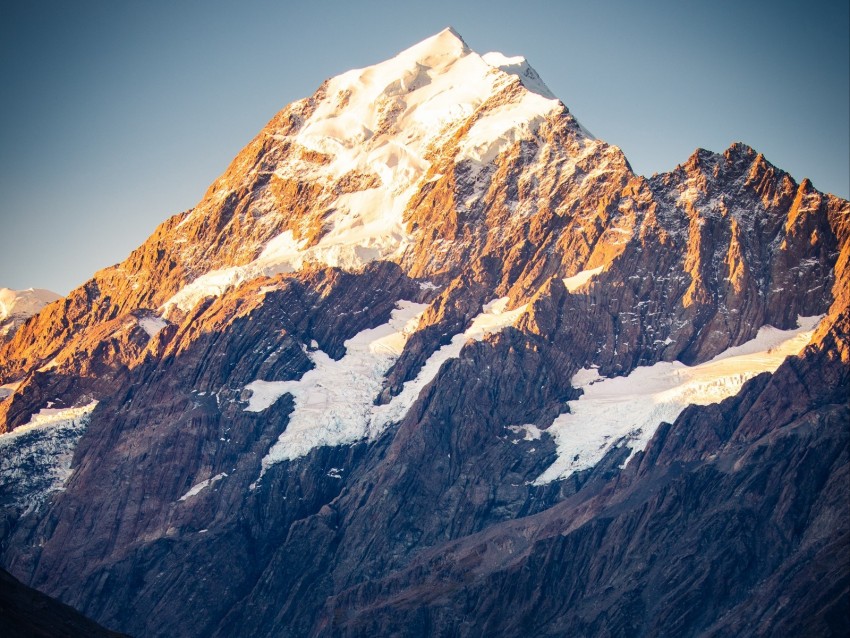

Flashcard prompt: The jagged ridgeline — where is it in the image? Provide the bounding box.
[1,28,848,638]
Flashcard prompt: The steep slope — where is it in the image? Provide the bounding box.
[0,567,128,638]
[0,28,847,638]
[305,312,850,637]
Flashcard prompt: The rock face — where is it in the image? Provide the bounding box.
[0,28,848,638]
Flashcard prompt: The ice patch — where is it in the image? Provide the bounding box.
[250,296,528,476]
[0,402,98,513]
[138,315,168,338]
[563,266,604,292]
[249,301,427,471]
[534,316,822,484]
[179,472,227,502]
[507,424,543,442]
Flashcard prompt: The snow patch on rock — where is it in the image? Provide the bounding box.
[507,424,543,442]
[563,266,604,292]
[533,316,822,484]
[179,472,228,502]
[249,296,528,477]
[138,315,169,338]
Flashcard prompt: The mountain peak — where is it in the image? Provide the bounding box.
[396,28,554,99]
[0,26,847,638]
[163,29,574,313]
[391,26,470,69]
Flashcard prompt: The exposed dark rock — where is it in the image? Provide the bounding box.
[313,319,849,637]
[0,567,129,637]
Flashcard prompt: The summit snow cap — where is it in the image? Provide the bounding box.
[164,28,580,314]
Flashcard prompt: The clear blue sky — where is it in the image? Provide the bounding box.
[2,0,847,294]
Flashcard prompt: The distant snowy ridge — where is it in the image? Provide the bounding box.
[0,287,61,338]
[0,288,60,320]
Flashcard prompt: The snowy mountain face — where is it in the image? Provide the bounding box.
[159,27,590,314]
[0,28,848,637]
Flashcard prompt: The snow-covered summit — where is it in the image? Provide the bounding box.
[165,28,581,313]
[390,26,471,68]
[292,25,565,175]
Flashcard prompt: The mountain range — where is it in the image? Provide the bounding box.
[0,28,847,637]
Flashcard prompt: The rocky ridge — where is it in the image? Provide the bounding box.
[0,28,848,637]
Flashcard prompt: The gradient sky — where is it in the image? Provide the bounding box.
[1,0,848,294]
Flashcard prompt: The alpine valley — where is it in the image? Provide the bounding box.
[1,28,848,637]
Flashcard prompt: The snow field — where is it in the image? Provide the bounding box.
[532,316,822,483]
[248,296,528,475]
